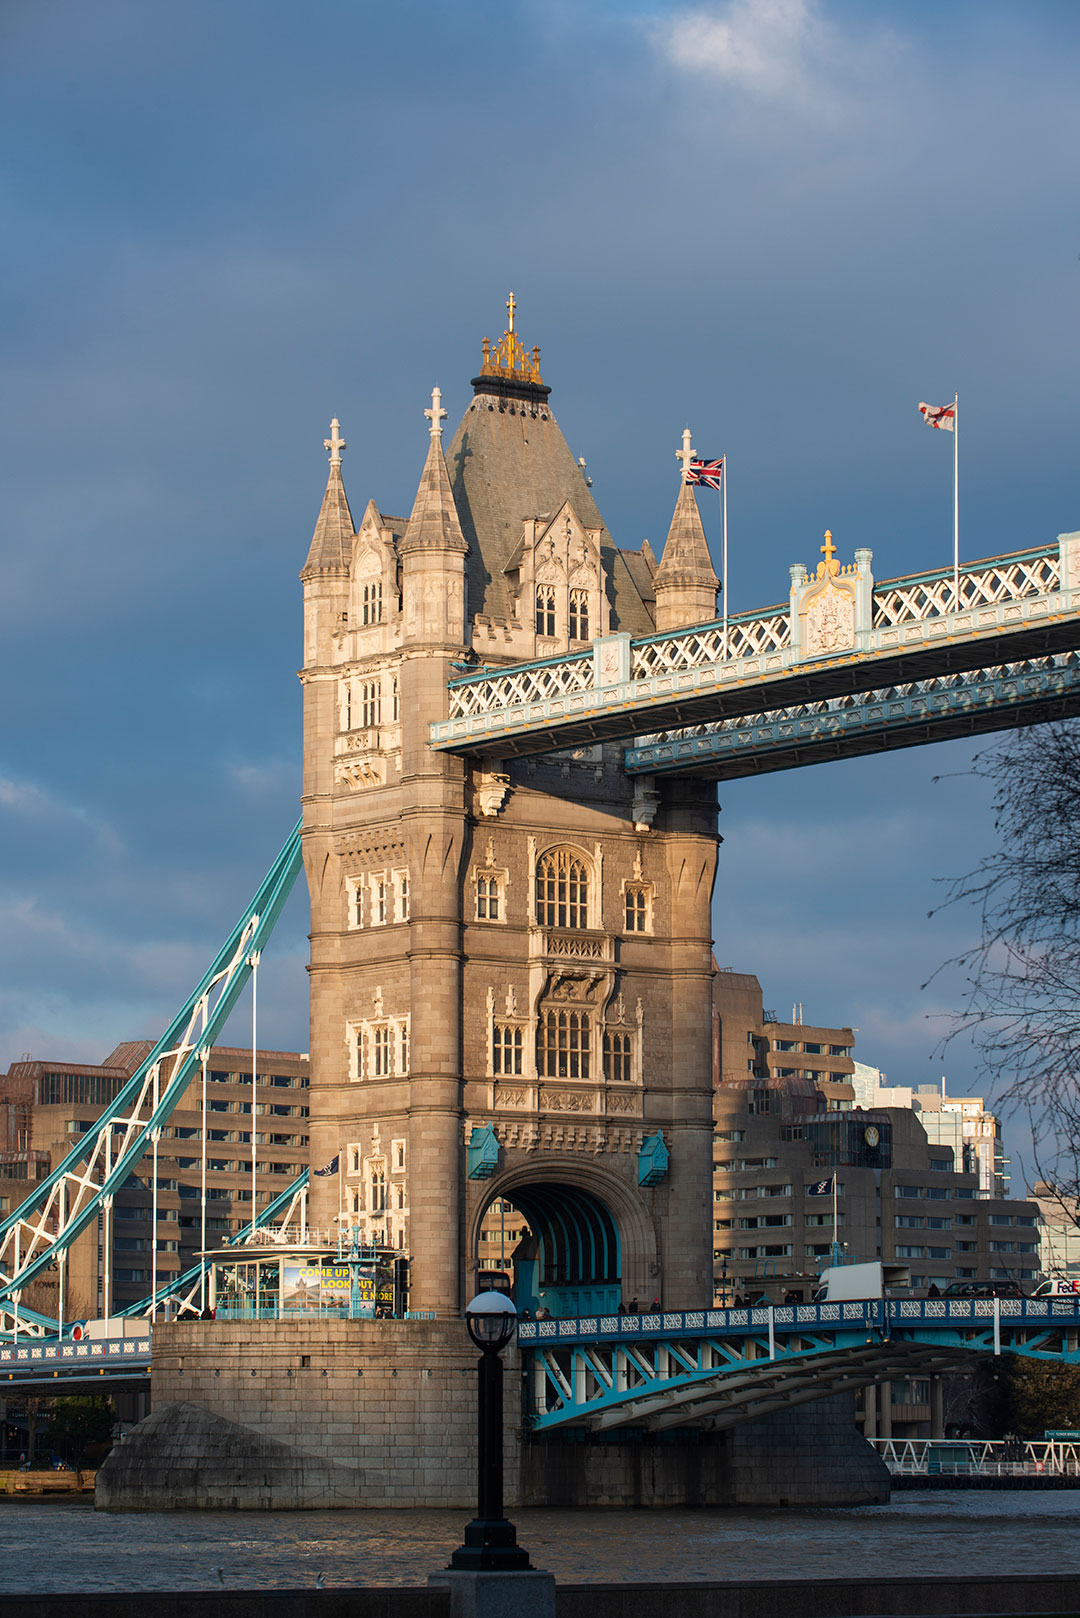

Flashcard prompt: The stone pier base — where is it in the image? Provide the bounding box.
[95,1320,889,1510]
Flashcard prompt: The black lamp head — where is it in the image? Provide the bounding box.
[465,1290,518,1351]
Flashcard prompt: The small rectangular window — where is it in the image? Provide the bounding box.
[477,873,502,920]
[603,1029,633,1082]
[493,1024,523,1075]
[360,680,381,727]
[624,886,648,932]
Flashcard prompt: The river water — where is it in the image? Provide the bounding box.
[0,1493,1076,1591]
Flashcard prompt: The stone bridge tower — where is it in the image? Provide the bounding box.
[300,305,719,1317]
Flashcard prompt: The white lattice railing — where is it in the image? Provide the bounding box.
[631,613,790,678]
[873,551,1059,627]
[449,653,593,718]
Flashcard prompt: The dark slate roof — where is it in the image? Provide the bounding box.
[445,385,655,635]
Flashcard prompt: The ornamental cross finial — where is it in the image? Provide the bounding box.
[676,427,694,481]
[506,291,516,333]
[425,385,447,439]
[324,418,346,466]
[821,529,837,573]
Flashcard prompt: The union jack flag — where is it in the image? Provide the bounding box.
[918,401,955,432]
[687,456,725,491]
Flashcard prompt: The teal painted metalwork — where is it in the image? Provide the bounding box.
[466,1124,501,1180]
[626,653,1080,780]
[518,1299,1080,1433]
[637,1131,669,1186]
[0,822,304,1322]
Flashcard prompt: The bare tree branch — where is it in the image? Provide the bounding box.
[932,720,1080,1201]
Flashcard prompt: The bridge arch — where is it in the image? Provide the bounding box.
[468,1157,657,1317]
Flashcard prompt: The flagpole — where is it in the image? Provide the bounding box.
[952,392,959,611]
[832,1170,838,1266]
[722,458,728,656]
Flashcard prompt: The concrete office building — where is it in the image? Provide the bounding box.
[712,974,1040,1300]
[850,1064,1010,1199]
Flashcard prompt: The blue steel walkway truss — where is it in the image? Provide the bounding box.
[518,1299,1080,1433]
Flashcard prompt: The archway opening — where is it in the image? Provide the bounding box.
[477,1182,622,1317]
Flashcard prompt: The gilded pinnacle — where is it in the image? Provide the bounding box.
[479,294,543,386]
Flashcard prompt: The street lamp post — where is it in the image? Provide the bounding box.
[449,1292,533,1572]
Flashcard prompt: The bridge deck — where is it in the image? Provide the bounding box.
[431,538,1080,766]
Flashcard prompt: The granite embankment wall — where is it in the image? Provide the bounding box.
[8,1579,1080,1618]
[96,1319,889,1510]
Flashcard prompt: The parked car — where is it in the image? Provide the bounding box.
[941,1279,1027,1299]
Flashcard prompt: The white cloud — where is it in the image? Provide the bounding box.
[656,0,900,113]
[665,0,814,95]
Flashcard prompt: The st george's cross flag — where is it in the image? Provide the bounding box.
[918,400,956,432]
[806,1177,834,1196]
[314,1155,339,1176]
[687,455,725,491]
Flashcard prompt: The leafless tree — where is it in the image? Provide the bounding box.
[930,720,1080,1199]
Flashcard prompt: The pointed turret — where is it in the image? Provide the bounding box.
[399,387,468,651]
[653,430,720,631]
[400,388,467,557]
[302,418,355,578]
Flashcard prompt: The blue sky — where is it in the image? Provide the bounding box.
[1,1,1077,1179]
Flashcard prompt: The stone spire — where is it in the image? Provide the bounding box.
[400,392,468,556]
[653,429,720,631]
[301,418,356,578]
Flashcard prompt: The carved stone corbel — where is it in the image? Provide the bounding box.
[477,768,512,818]
[632,775,660,831]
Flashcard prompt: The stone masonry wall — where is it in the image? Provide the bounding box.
[148,1318,515,1509]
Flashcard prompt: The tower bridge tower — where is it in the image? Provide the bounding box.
[300,307,718,1317]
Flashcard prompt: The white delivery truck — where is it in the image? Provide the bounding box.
[811,1260,910,1302]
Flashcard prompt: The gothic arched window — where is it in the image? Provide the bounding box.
[536,1008,591,1079]
[568,589,589,641]
[535,584,556,638]
[360,578,383,625]
[535,849,589,930]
